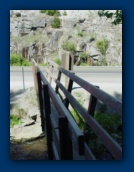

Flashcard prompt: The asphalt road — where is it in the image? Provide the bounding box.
[10,66,122,96]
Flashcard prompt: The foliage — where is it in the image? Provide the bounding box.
[71,108,85,131]
[86,111,122,158]
[40,10,47,13]
[10,114,23,128]
[63,10,67,16]
[90,32,96,40]
[98,10,122,25]
[62,41,76,52]
[10,54,31,66]
[40,10,60,16]
[94,112,122,134]
[80,62,89,66]
[81,52,88,59]
[78,31,84,37]
[10,33,49,48]
[96,38,109,56]
[97,57,108,66]
[51,17,61,28]
[55,58,61,65]
[38,63,47,66]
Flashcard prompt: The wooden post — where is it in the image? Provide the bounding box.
[59,117,73,160]
[61,52,74,88]
[32,63,40,109]
[55,71,62,93]
[87,86,99,116]
[22,67,25,90]
[64,78,74,109]
[37,71,45,132]
[43,84,53,160]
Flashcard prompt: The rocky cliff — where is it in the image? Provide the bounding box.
[10,10,122,65]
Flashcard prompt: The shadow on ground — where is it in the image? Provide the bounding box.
[10,89,26,110]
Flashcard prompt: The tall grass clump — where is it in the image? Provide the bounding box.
[51,17,61,28]
[10,114,23,128]
[62,41,76,52]
[96,38,109,56]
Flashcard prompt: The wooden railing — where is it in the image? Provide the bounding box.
[32,59,122,160]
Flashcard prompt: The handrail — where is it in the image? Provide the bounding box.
[32,58,122,160]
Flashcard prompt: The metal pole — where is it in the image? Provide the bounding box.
[22,67,25,90]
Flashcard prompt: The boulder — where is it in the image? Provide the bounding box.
[32,18,46,29]
[10,122,43,142]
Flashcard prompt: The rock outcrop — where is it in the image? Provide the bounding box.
[10,10,122,66]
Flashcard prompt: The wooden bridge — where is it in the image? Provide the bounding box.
[32,59,122,160]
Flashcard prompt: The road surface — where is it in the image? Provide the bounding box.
[10,66,122,96]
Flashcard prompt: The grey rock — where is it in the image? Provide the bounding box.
[92,55,100,60]
[62,18,77,28]
[88,46,100,56]
[78,18,85,23]
[32,18,46,29]
[77,42,86,51]
[28,107,39,120]
[22,117,35,127]
[47,30,63,51]
[10,122,42,141]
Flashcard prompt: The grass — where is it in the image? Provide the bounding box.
[40,10,60,16]
[63,10,67,16]
[10,114,23,128]
[96,38,109,56]
[55,58,61,65]
[78,31,84,37]
[80,62,89,66]
[51,17,61,28]
[69,91,122,159]
[10,54,31,66]
[10,33,49,48]
[81,52,88,59]
[62,41,76,52]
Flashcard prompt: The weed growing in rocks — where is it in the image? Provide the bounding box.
[10,114,23,128]
[62,41,76,52]
[96,37,109,56]
[51,17,61,28]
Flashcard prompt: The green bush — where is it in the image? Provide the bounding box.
[81,52,88,59]
[40,10,47,13]
[96,38,109,56]
[94,112,122,134]
[40,10,60,16]
[10,54,31,66]
[78,32,84,37]
[86,112,122,158]
[51,17,61,28]
[62,41,76,52]
[10,114,23,128]
[55,58,61,65]
[63,10,67,16]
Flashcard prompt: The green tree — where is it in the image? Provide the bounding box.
[98,10,122,25]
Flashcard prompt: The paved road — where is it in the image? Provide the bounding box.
[10,66,122,96]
